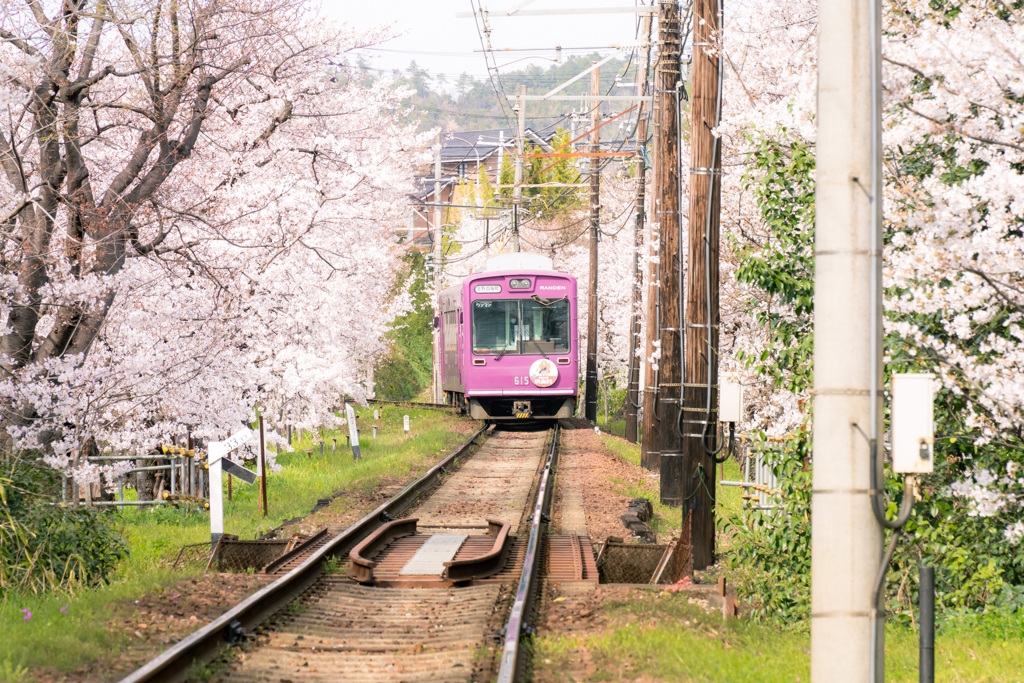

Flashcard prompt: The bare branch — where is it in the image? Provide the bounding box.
[253,99,293,148]
[77,0,109,80]
[24,0,55,38]
[0,197,31,225]
[0,133,27,193]
[0,28,40,56]
[61,65,114,99]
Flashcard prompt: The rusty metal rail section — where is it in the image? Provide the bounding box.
[444,518,511,582]
[117,424,490,683]
[497,424,561,683]
[348,517,420,583]
[260,528,331,577]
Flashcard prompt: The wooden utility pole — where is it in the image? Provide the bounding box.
[682,0,724,569]
[432,133,444,403]
[258,416,268,517]
[641,17,667,471]
[625,13,654,444]
[584,65,601,424]
[512,85,526,253]
[656,0,684,505]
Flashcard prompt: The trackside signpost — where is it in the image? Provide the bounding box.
[208,427,256,545]
[346,404,361,461]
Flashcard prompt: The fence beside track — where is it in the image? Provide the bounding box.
[64,400,455,509]
[118,423,490,683]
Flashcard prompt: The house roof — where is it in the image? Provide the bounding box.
[411,173,459,202]
[439,127,558,163]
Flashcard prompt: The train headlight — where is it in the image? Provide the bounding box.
[509,278,532,289]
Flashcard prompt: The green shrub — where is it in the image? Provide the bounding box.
[375,252,433,400]
[1,459,127,594]
[721,430,812,625]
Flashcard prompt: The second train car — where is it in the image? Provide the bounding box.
[438,253,578,420]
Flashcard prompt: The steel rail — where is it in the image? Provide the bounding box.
[118,423,490,683]
[497,425,561,683]
[366,398,455,410]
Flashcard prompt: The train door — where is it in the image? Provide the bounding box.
[457,291,464,388]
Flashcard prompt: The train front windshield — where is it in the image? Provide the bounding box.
[472,298,570,355]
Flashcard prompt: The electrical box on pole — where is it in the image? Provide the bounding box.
[719,382,744,424]
[891,373,935,474]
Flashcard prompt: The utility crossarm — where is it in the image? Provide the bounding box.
[524,151,637,158]
[518,95,653,102]
[511,104,639,192]
[475,43,650,53]
[414,203,512,210]
[496,182,590,188]
[457,7,657,17]
[541,53,619,99]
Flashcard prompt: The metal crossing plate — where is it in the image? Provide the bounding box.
[399,534,468,575]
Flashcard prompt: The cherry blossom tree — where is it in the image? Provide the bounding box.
[0,0,426,481]
[718,0,1024,611]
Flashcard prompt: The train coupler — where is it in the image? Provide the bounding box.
[513,400,532,419]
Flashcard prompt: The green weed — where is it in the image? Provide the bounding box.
[0,658,29,683]
[533,590,1024,682]
[0,407,474,677]
[0,568,188,676]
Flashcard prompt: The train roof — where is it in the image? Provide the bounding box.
[483,253,553,272]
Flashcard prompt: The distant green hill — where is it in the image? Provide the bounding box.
[347,54,651,132]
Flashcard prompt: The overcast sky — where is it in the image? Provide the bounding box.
[320,1,651,80]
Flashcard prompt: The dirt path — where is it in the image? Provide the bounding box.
[552,427,679,544]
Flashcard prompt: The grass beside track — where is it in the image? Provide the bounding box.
[599,433,744,542]
[0,406,474,681]
[533,590,1024,682]
[581,431,1024,682]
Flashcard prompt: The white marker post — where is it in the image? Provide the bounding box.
[208,427,254,546]
[346,404,361,461]
[208,441,226,547]
[403,415,410,436]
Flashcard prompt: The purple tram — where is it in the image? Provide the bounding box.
[438,253,578,421]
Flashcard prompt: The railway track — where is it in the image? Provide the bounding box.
[366,398,457,411]
[121,423,596,683]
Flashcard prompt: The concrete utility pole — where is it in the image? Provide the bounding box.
[584,64,601,424]
[625,12,654,445]
[682,0,723,569]
[811,0,883,676]
[512,85,526,253]
[655,0,683,505]
[432,133,444,403]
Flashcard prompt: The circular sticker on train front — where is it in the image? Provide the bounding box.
[529,358,559,387]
